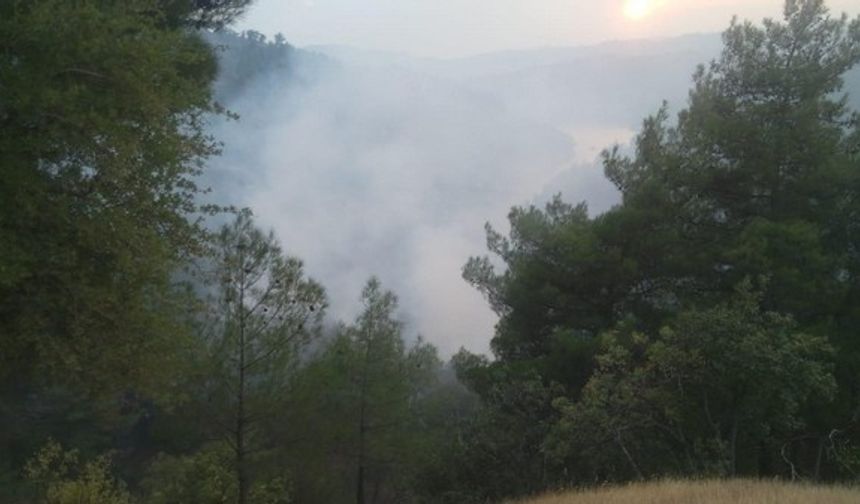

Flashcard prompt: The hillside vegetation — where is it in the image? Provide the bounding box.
[515,480,860,504]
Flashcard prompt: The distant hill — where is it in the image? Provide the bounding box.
[205,30,335,102]
[308,34,723,130]
[312,33,860,130]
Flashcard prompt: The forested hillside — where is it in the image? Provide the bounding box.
[1,1,860,503]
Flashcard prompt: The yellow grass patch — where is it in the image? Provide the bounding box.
[513,479,860,504]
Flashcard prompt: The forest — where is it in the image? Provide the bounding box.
[1,0,860,503]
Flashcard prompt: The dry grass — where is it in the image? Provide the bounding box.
[512,479,860,504]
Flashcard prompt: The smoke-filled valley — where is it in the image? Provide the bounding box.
[5,1,860,503]
[206,30,838,355]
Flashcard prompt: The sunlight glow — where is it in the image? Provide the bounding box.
[623,0,653,20]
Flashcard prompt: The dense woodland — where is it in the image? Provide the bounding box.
[2,0,860,502]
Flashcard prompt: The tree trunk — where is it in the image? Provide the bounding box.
[237,358,247,504]
[356,462,365,504]
[729,416,739,477]
[814,435,825,481]
[356,326,373,504]
[615,430,644,480]
[237,250,248,504]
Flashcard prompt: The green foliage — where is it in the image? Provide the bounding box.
[194,212,326,503]
[141,442,294,504]
[0,0,224,397]
[142,443,236,504]
[431,371,563,503]
[160,0,256,29]
[0,0,251,494]
[547,282,835,480]
[457,0,860,496]
[248,477,293,504]
[464,197,619,366]
[25,440,132,504]
[283,278,443,503]
[601,0,860,321]
[200,211,327,407]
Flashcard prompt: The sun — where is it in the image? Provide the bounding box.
[623,0,653,20]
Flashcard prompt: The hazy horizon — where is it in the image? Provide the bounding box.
[236,0,860,59]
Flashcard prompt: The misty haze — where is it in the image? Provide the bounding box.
[205,32,741,356]
[206,28,860,356]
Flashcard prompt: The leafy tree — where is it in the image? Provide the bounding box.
[462,196,619,395]
[603,0,860,316]
[461,0,860,493]
[0,0,248,492]
[285,279,440,504]
[196,212,326,504]
[599,0,860,476]
[161,0,255,29]
[24,440,132,504]
[547,281,835,481]
[0,0,243,397]
[142,444,237,504]
[430,361,563,503]
[141,442,292,504]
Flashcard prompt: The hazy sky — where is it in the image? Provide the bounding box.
[237,0,860,58]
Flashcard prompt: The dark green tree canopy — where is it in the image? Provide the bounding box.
[160,0,255,29]
[461,0,860,488]
[0,0,251,393]
[467,0,860,372]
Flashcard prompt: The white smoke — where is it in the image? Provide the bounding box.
[205,34,725,355]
